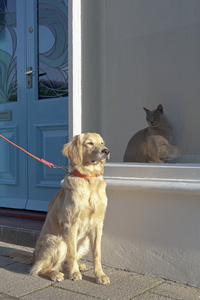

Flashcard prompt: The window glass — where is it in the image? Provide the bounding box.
[38,0,68,100]
[0,0,17,103]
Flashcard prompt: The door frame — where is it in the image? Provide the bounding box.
[68,0,82,139]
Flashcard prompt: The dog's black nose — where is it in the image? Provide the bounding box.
[102,148,110,155]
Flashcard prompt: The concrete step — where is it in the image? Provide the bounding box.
[0,209,45,247]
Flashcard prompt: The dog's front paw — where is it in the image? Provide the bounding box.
[96,274,110,285]
[51,271,64,282]
[78,262,87,271]
[70,271,82,281]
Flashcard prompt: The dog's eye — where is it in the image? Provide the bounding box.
[87,142,94,146]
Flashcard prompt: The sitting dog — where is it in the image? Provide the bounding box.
[4,133,110,284]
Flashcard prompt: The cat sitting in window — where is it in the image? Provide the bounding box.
[123,104,179,163]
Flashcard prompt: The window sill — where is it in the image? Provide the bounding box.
[104,163,200,193]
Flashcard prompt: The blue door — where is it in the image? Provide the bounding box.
[0,0,68,211]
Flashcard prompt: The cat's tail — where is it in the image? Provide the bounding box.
[2,249,34,265]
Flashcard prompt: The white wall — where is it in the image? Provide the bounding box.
[102,185,200,287]
[100,163,200,287]
[82,0,200,162]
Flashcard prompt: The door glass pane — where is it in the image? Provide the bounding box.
[38,0,68,100]
[0,0,17,103]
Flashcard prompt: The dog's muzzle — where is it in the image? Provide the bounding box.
[101,148,110,161]
[101,148,110,156]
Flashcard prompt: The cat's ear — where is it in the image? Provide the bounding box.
[157,104,163,113]
[143,107,150,115]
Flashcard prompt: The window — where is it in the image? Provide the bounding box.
[70,0,200,187]
[38,0,68,99]
[0,0,17,103]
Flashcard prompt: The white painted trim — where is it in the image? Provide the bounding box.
[105,177,200,193]
[68,0,82,140]
[104,163,200,193]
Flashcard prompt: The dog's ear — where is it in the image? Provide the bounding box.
[62,134,83,165]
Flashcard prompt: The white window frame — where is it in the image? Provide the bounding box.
[68,0,82,139]
[68,0,200,191]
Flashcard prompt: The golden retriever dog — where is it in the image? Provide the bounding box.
[4,133,110,284]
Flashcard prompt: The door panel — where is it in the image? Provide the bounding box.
[0,0,28,208]
[0,127,17,185]
[26,0,68,211]
[26,123,68,211]
[26,122,68,211]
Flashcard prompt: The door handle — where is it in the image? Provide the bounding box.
[25,67,35,89]
[39,72,47,77]
[25,69,35,75]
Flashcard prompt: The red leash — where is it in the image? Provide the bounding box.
[0,134,103,177]
[0,133,66,170]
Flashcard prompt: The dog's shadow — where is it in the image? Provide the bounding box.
[82,274,96,283]
[0,246,96,283]
[0,246,32,275]
[63,261,96,283]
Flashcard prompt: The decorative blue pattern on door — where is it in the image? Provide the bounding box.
[0,1,17,102]
[38,0,68,99]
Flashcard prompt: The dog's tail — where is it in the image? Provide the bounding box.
[2,249,33,265]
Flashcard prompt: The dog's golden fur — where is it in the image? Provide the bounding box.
[4,133,110,284]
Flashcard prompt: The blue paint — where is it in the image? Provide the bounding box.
[0,0,68,211]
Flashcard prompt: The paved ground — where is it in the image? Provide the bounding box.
[1,242,200,300]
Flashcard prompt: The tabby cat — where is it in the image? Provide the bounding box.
[123,104,178,163]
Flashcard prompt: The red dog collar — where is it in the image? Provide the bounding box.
[72,169,102,178]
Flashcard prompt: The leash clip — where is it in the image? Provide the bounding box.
[53,164,69,173]
[41,159,69,172]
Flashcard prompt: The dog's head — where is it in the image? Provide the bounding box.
[62,133,110,166]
